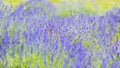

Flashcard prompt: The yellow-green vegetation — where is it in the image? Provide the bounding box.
[92,58,102,68]
[83,40,91,48]
[50,0,120,16]
[0,61,4,68]
[8,23,18,38]
[0,28,4,44]
[116,24,120,40]
[96,45,100,50]
[0,23,5,43]
[19,23,27,43]
[2,0,27,8]
[110,22,120,44]
[113,53,120,62]
[84,0,95,14]
[0,26,5,36]
[71,35,80,45]
[95,0,120,14]
[110,36,116,43]
[49,0,62,3]
[4,54,42,68]
[2,0,120,16]
[45,51,65,68]
[108,58,113,68]
[1,49,67,68]
[59,10,71,17]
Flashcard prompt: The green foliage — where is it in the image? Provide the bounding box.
[0,50,66,68]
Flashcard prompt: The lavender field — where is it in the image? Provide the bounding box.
[0,0,120,68]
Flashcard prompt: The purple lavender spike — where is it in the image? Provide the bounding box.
[2,31,10,45]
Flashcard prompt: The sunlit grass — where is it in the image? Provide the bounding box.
[50,0,120,16]
[2,0,120,16]
[2,0,27,8]
[2,52,62,68]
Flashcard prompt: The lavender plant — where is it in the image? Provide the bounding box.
[0,0,120,68]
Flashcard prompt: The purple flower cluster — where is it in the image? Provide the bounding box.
[0,0,120,68]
